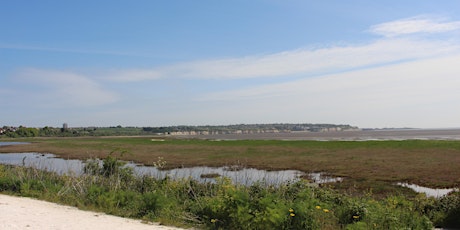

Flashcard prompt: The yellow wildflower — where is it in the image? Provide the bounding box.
[315,206,321,209]
[323,209,329,213]
[289,208,294,213]
[353,215,359,219]
[290,213,295,217]
[211,219,217,223]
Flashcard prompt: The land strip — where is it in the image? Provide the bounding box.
[2,136,460,189]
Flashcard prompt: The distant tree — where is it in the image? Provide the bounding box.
[15,127,38,137]
[39,126,59,136]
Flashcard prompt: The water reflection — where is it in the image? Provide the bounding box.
[131,164,304,185]
[0,153,84,175]
[308,172,343,184]
[397,182,459,198]
[0,142,28,146]
[3,152,458,195]
[0,153,308,185]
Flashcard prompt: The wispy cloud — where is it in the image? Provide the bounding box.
[107,15,460,82]
[111,38,459,81]
[369,16,460,37]
[198,54,460,101]
[108,69,163,81]
[14,69,118,107]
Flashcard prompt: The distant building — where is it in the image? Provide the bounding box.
[63,123,68,130]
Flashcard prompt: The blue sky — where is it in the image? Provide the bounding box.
[1,1,460,128]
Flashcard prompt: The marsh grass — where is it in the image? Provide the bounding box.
[2,137,460,189]
[200,173,221,178]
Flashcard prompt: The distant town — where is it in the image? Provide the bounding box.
[0,123,359,138]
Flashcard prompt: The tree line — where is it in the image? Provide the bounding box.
[1,123,359,138]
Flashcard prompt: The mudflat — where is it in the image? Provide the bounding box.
[191,128,460,140]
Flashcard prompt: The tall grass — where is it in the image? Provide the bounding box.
[1,155,459,229]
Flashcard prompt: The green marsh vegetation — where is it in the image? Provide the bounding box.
[2,156,458,229]
[1,137,460,228]
[2,137,460,188]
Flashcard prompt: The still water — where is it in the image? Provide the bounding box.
[0,141,457,196]
[397,183,459,198]
[0,142,28,146]
[0,152,310,185]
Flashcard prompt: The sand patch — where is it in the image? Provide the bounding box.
[0,194,184,230]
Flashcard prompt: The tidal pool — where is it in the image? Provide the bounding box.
[0,142,28,146]
[308,172,343,184]
[0,152,332,186]
[1,152,457,195]
[397,182,459,198]
[0,153,85,175]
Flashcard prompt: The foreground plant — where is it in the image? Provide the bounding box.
[0,159,458,229]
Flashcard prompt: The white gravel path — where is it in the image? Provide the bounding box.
[0,194,186,230]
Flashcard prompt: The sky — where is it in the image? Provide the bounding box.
[1,1,460,128]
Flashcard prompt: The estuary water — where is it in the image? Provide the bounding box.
[0,142,28,146]
[191,128,460,141]
[0,152,309,185]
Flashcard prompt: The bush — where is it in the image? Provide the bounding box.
[428,192,460,228]
[0,176,20,192]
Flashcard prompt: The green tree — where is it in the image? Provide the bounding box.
[15,127,38,137]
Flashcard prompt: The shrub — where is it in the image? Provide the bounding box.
[427,192,460,228]
[0,165,21,192]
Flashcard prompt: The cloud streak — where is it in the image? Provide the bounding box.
[111,16,460,82]
[369,16,460,37]
[111,38,459,81]
[14,69,118,108]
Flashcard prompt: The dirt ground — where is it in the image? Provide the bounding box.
[0,194,185,230]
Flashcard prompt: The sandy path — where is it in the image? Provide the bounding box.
[0,194,186,230]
